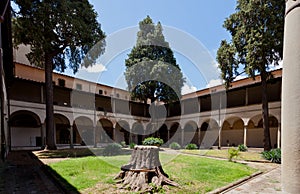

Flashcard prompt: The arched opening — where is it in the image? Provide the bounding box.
[200,119,219,149]
[10,111,41,147]
[257,116,278,148]
[54,114,70,144]
[169,123,182,145]
[158,124,168,144]
[115,120,130,144]
[98,118,114,144]
[247,115,278,148]
[221,117,244,147]
[74,117,94,146]
[183,121,198,146]
[132,122,144,145]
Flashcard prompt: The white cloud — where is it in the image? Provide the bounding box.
[234,74,248,81]
[181,83,197,95]
[83,63,107,73]
[206,79,223,88]
[269,60,283,71]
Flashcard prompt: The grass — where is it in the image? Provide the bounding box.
[181,149,266,161]
[34,148,131,158]
[48,152,257,193]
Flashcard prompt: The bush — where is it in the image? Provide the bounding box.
[120,141,127,148]
[142,137,164,146]
[185,143,198,150]
[103,143,122,156]
[129,143,136,149]
[228,147,240,162]
[238,144,248,152]
[169,142,181,150]
[261,148,281,164]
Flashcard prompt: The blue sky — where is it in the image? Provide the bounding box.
[63,0,237,93]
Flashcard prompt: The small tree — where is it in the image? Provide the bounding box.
[13,0,105,149]
[125,16,185,104]
[216,0,284,151]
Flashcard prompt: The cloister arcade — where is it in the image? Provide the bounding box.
[9,99,280,149]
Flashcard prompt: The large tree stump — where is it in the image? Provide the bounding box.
[115,145,178,192]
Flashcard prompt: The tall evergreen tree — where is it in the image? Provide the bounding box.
[125,16,184,104]
[216,0,284,151]
[13,0,105,150]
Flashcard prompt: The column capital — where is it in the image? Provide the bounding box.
[286,0,300,16]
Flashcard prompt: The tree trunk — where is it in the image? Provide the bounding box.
[45,54,56,150]
[261,70,271,151]
[115,146,178,192]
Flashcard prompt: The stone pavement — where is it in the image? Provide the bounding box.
[221,163,282,194]
[0,151,64,194]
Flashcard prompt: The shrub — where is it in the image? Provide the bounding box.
[129,143,136,149]
[228,147,240,162]
[103,143,122,156]
[142,137,164,146]
[169,142,181,150]
[120,141,127,148]
[261,148,281,164]
[185,143,198,150]
[238,144,248,152]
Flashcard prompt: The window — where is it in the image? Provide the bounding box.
[99,89,103,95]
[58,79,65,87]
[76,83,82,90]
[116,93,120,98]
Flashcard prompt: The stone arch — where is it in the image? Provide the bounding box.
[158,124,168,144]
[199,119,219,149]
[54,114,71,144]
[257,115,279,148]
[74,116,94,145]
[183,121,198,146]
[132,122,144,145]
[98,118,114,144]
[169,122,182,145]
[10,110,42,148]
[221,117,244,147]
[247,115,278,148]
[115,120,130,144]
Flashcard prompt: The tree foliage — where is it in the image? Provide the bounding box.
[216,0,284,150]
[13,0,105,149]
[217,0,284,85]
[13,0,105,72]
[125,16,184,103]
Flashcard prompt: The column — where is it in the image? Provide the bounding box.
[41,123,46,149]
[243,125,247,146]
[93,125,97,148]
[181,129,184,146]
[218,127,222,149]
[282,1,300,193]
[70,125,73,149]
[167,129,170,145]
[198,128,201,147]
[277,123,281,148]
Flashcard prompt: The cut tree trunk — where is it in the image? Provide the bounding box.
[115,145,178,192]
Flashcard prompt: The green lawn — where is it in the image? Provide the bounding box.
[181,149,266,162]
[48,153,257,193]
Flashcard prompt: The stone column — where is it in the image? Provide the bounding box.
[218,127,222,149]
[277,123,281,149]
[243,125,247,146]
[282,1,300,193]
[41,123,46,148]
[70,125,74,149]
[167,129,170,144]
[93,125,97,148]
[181,129,184,146]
